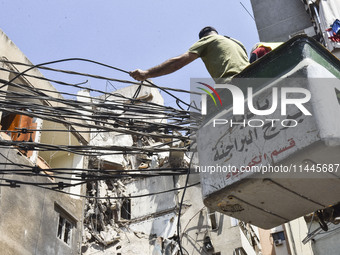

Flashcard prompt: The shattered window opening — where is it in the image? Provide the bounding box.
[121,198,131,220]
[272,231,286,241]
[57,214,73,246]
[233,247,247,255]
[209,211,218,230]
[0,72,38,157]
[55,203,77,247]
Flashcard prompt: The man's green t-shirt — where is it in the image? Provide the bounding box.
[188,34,249,81]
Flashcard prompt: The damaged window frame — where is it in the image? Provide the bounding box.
[57,215,73,245]
[0,59,55,179]
[233,247,247,255]
[0,63,39,157]
[120,198,132,221]
[55,203,77,247]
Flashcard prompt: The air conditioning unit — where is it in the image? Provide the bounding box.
[274,239,283,246]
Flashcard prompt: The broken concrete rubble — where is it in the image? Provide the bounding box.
[81,85,190,254]
[82,130,188,254]
[90,131,134,169]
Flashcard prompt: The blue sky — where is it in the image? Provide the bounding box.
[0,0,259,106]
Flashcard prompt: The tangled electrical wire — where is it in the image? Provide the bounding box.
[0,58,201,193]
[0,58,204,255]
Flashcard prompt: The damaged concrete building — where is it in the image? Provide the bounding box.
[80,84,187,254]
[3,3,340,251]
[0,28,278,255]
[79,83,263,255]
[0,29,87,254]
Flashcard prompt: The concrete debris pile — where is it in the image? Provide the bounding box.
[82,179,133,254]
[82,132,188,254]
[135,135,188,170]
[82,179,128,246]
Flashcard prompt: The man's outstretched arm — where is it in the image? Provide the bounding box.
[130,52,199,81]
